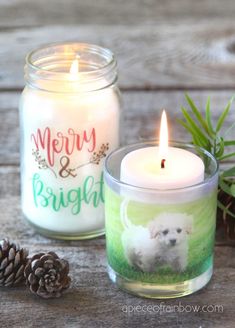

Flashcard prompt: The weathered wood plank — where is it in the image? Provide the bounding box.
[0,2,234,326]
[0,193,106,246]
[1,23,235,89]
[0,164,233,246]
[1,0,235,28]
[0,90,234,165]
[0,244,234,328]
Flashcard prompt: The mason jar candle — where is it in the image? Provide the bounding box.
[19,42,120,239]
[104,141,218,298]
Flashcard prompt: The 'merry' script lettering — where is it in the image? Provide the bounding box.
[31,127,96,166]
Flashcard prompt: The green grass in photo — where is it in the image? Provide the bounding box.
[105,185,217,284]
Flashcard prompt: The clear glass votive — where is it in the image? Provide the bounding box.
[104,141,219,299]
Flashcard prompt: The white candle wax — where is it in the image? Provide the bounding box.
[120,146,205,189]
[20,54,120,235]
[120,110,204,191]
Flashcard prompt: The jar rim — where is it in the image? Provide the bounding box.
[25,42,117,92]
[104,141,219,193]
[26,42,115,74]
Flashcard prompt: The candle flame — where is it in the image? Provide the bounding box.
[159,110,168,165]
[69,56,79,78]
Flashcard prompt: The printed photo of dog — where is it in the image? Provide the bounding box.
[120,199,193,273]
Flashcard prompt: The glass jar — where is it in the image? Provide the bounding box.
[104,142,218,298]
[19,42,121,239]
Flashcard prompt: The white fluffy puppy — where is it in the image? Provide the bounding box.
[148,213,193,272]
[120,200,193,273]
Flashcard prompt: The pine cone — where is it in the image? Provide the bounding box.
[24,251,71,299]
[0,238,29,287]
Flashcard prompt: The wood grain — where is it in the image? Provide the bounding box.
[0,169,232,246]
[0,243,234,328]
[1,22,235,89]
[1,0,235,28]
[0,1,235,326]
[1,90,234,165]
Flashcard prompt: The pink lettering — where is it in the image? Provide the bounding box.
[31,127,96,167]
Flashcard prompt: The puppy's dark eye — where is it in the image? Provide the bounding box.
[177,228,182,233]
[162,229,169,235]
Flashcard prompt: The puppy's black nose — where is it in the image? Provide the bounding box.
[170,239,176,246]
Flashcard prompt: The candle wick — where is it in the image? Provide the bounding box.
[161,159,166,169]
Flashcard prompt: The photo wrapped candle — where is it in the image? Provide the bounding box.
[104,112,218,298]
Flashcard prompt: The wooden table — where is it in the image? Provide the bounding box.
[0,1,235,327]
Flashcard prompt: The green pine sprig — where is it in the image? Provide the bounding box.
[178,94,235,219]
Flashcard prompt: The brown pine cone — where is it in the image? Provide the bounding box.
[24,251,71,299]
[0,238,29,287]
